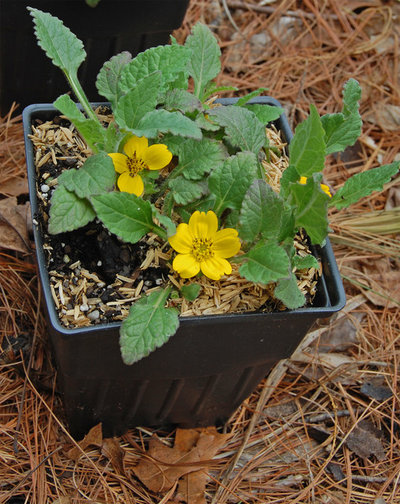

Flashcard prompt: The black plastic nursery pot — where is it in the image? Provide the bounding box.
[23,97,346,439]
[0,0,190,115]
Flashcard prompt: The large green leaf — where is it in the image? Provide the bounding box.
[129,109,202,140]
[172,138,226,180]
[96,51,132,107]
[58,152,116,198]
[329,162,400,209]
[164,89,203,114]
[208,106,266,154]
[239,180,286,242]
[28,8,85,75]
[90,192,154,243]
[120,288,179,365]
[239,242,290,284]
[185,23,221,99]
[209,152,258,215]
[274,274,306,309]
[168,177,206,205]
[289,104,326,177]
[48,186,95,234]
[114,72,162,130]
[118,45,191,96]
[245,104,283,124]
[290,174,330,245]
[321,79,362,155]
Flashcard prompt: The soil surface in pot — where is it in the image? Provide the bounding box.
[29,110,320,329]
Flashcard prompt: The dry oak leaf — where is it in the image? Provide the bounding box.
[133,427,229,494]
[0,196,30,253]
[67,423,103,461]
[102,437,125,475]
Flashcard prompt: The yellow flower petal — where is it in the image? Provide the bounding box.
[188,210,218,240]
[142,144,172,170]
[117,172,144,196]
[299,176,331,197]
[108,153,128,174]
[213,228,241,258]
[172,253,200,278]
[168,223,193,254]
[321,184,332,197]
[201,256,232,280]
[123,135,148,159]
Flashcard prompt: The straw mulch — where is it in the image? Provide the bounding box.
[1,1,399,502]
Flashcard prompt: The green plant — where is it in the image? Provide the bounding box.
[28,7,399,365]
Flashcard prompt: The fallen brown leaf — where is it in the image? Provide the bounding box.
[67,423,103,461]
[102,437,125,475]
[0,176,28,197]
[133,427,229,495]
[177,470,209,504]
[0,196,30,253]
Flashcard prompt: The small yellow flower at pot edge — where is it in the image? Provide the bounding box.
[299,176,332,197]
[109,135,172,196]
[168,210,241,281]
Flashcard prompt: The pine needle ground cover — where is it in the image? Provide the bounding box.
[1,1,399,503]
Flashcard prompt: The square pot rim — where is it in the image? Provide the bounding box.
[23,97,346,338]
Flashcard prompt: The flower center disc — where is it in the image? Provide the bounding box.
[127,154,147,177]
[192,237,214,262]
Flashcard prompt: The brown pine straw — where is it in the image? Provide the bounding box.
[1,1,399,502]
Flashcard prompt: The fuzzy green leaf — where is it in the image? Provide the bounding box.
[28,8,85,76]
[289,104,326,177]
[103,122,123,153]
[208,106,266,154]
[48,186,95,234]
[290,174,330,245]
[130,109,202,139]
[274,274,306,309]
[185,23,221,98]
[293,254,320,270]
[239,242,290,284]
[53,95,106,148]
[195,113,220,132]
[209,152,258,215]
[58,152,116,198]
[118,45,191,96]
[172,138,226,180]
[120,288,179,365]
[91,192,154,243]
[152,207,176,236]
[321,79,362,154]
[180,284,201,301]
[96,51,132,107]
[164,89,203,113]
[202,83,238,101]
[169,177,205,205]
[245,104,283,124]
[329,162,400,210]
[235,88,269,106]
[114,72,162,130]
[239,180,286,242]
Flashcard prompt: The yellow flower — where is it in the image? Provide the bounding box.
[109,135,172,196]
[169,210,241,281]
[299,176,332,197]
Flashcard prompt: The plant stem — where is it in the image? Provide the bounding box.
[65,71,101,125]
[152,224,168,242]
